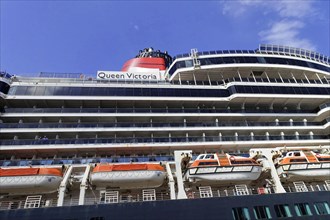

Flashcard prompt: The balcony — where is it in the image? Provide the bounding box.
[1,118,328,130]
[1,134,328,147]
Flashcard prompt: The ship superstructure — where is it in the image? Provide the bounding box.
[0,45,329,219]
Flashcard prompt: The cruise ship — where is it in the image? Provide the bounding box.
[0,44,330,220]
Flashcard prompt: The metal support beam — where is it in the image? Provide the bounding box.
[315,73,323,84]
[278,72,284,83]
[250,71,257,82]
[220,73,225,85]
[174,150,192,199]
[264,71,270,82]
[269,100,274,110]
[78,165,91,205]
[250,148,286,193]
[291,72,297,83]
[304,73,310,84]
[193,72,197,86]
[237,70,242,82]
[207,73,211,86]
[57,166,73,207]
[165,162,176,200]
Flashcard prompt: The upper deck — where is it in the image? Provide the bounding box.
[167,44,330,82]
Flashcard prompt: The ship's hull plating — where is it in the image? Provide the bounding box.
[1,191,329,220]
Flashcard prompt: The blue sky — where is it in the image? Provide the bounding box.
[1,0,329,76]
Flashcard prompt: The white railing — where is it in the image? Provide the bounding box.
[0,198,58,210]
[24,195,42,209]
[285,182,330,193]
[198,186,213,198]
[98,191,170,204]
[1,182,329,211]
[142,189,156,201]
[186,182,330,200]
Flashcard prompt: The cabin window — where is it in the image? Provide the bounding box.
[231,160,255,165]
[205,154,214,159]
[318,157,330,162]
[197,155,206,160]
[289,158,307,163]
[274,204,292,218]
[232,207,251,220]
[253,206,272,219]
[294,203,312,216]
[198,161,218,166]
[293,152,301,156]
[314,202,330,215]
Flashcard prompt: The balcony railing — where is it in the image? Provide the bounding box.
[1,118,328,129]
[174,44,330,65]
[1,182,328,211]
[258,44,330,65]
[1,134,328,146]
[319,103,330,110]
[0,191,171,211]
[1,107,317,114]
[0,155,177,167]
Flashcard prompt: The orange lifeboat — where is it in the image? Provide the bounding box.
[185,153,262,184]
[90,163,166,189]
[276,150,330,181]
[0,167,63,195]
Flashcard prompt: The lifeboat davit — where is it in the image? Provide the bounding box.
[185,153,262,185]
[276,150,330,181]
[90,163,166,189]
[0,167,63,195]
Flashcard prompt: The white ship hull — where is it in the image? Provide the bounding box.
[91,170,166,189]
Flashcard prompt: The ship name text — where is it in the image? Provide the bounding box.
[97,71,161,81]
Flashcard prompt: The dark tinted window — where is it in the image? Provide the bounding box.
[232,207,251,220]
[8,85,329,97]
[274,204,292,218]
[295,203,312,216]
[253,206,272,219]
[0,81,10,94]
[198,161,219,166]
[314,202,330,215]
